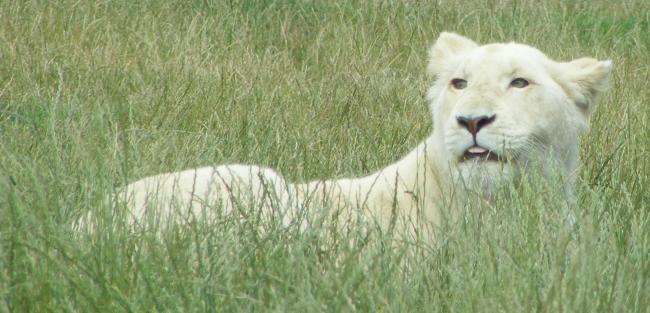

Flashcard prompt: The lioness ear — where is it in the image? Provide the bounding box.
[558,58,613,115]
[427,32,478,78]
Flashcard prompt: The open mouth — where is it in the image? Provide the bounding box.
[460,145,500,162]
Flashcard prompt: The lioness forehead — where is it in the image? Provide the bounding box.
[462,43,550,74]
[483,43,548,59]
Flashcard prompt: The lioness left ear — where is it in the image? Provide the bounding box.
[427,32,478,79]
[558,58,613,115]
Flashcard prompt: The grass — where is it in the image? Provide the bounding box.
[1,0,649,312]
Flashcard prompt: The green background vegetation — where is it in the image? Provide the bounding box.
[1,0,648,312]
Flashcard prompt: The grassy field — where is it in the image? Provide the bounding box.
[1,0,649,312]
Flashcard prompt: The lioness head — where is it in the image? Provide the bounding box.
[426,32,612,195]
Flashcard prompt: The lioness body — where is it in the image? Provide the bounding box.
[119,141,442,233]
[109,33,611,235]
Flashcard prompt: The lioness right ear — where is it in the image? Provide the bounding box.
[558,58,613,116]
[427,32,478,78]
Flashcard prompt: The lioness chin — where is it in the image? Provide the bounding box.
[92,32,611,238]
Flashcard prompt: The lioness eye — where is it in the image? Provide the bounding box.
[450,78,467,90]
[510,78,529,88]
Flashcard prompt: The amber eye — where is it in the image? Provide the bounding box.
[510,78,529,88]
[450,78,467,90]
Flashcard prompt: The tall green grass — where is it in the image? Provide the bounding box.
[1,0,648,311]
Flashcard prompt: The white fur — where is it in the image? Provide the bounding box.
[98,33,612,236]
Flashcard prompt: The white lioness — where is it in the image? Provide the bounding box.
[107,33,611,236]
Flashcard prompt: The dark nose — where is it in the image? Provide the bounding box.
[456,114,496,137]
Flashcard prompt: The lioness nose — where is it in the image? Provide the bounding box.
[456,114,496,136]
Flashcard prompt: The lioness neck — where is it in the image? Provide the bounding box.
[295,138,447,230]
